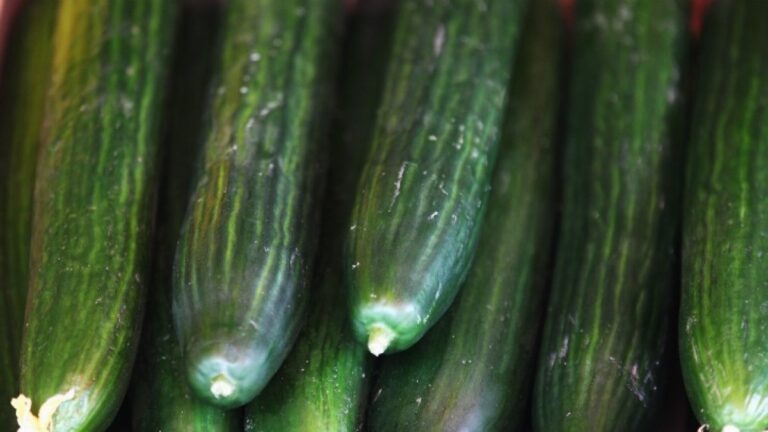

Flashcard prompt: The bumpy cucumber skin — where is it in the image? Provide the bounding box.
[345,0,527,355]
[19,1,174,430]
[368,0,561,430]
[172,0,341,409]
[680,1,768,430]
[533,0,687,430]
[0,0,56,429]
[131,4,239,431]
[243,3,395,431]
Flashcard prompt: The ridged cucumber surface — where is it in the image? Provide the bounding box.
[345,0,527,356]
[131,3,239,431]
[16,1,175,430]
[680,1,768,430]
[0,0,56,429]
[243,2,395,430]
[533,0,687,430]
[172,0,341,409]
[368,0,561,429]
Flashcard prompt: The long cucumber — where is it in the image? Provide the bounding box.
[131,3,239,431]
[15,1,175,430]
[680,1,768,430]
[0,0,56,429]
[533,0,687,430]
[345,0,527,356]
[368,0,561,429]
[243,2,396,430]
[172,0,341,409]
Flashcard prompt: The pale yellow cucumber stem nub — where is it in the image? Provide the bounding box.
[12,388,76,432]
[210,374,235,399]
[367,325,395,356]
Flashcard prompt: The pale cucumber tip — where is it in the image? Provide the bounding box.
[367,324,395,356]
[12,388,76,432]
[210,374,236,399]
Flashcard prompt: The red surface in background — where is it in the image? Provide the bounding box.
[559,0,714,37]
[690,0,714,37]
[559,0,574,29]
[0,0,23,76]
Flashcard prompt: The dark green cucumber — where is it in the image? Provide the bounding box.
[345,0,527,356]
[533,0,686,430]
[0,0,56,429]
[369,0,561,430]
[243,3,395,430]
[131,3,238,431]
[16,1,174,430]
[172,0,340,409]
[680,2,768,430]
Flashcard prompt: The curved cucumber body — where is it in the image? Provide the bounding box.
[345,0,527,356]
[18,1,175,431]
[0,0,56,429]
[369,0,561,430]
[172,0,341,409]
[244,3,396,430]
[533,0,687,430]
[131,4,239,431]
[680,1,768,430]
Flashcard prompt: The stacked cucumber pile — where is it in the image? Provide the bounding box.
[0,0,766,431]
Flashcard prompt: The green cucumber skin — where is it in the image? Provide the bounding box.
[345,0,527,354]
[369,0,562,431]
[680,2,768,430]
[19,1,174,431]
[131,4,239,431]
[0,0,56,429]
[368,0,561,430]
[533,0,686,430]
[172,0,341,409]
[243,4,396,430]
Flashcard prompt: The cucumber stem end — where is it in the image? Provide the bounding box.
[12,388,76,432]
[367,325,395,356]
[210,374,236,399]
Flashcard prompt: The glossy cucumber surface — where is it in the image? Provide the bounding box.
[172,0,341,409]
[244,2,396,430]
[131,3,239,431]
[533,0,687,430]
[680,1,768,430]
[17,1,175,430]
[345,0,527,356]
[369,0,562,430]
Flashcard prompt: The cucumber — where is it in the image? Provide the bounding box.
[243,2,395,430]
[14,1,175,430]
[0,0,56,429]
[532,0,687,430]
[131,3,239,431]
[680,1,768,430]
[370,0,562,427]
[172,0,341,409]
[345,0,527,356]
[368,0,561,429]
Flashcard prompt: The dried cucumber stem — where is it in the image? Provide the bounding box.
[210,374,235,399]
[367,325,395,356]
[11,389,75,432]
